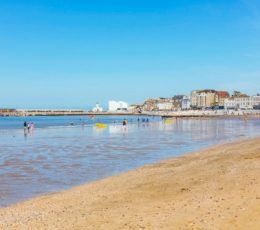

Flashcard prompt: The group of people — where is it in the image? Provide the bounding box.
[122,117,150,127]
[23,121,35,133]
[137,118,149,123]
[22,117,150,134]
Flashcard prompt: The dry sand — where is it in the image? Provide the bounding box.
[0,138,260,230]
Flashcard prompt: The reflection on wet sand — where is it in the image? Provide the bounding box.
[0,118,259,207]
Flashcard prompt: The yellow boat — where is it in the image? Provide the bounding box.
[95,123,108,128]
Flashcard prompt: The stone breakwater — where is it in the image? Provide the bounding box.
[1,109,260,117]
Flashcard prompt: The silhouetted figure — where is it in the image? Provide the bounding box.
[27,123,31,133]
[23,121,27,136]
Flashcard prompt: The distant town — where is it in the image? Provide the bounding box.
[120,90,260,113]
[0,89,260,117]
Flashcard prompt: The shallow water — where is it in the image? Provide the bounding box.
[0,115,147,129]
[0,117,259,207]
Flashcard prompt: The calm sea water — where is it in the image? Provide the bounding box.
[0,116,259,207]
[0,115,147,129]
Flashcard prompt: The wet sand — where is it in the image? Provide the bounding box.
[0,138,259,230]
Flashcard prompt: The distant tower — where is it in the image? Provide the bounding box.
[92,102,103,112]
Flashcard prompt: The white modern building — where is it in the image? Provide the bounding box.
[92,103,103,112]
[108,100,129,112]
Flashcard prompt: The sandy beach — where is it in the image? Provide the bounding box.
[0,138,259,230]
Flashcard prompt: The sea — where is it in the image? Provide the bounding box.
[0,115,259,207]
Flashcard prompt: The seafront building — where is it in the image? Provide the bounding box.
[224,94,260,110]
[142,96,189,112]
[143,99,158,111]
[191,90,229,108]
[252,95,260,109]
[215,91,230,106]
[157,101,173,111]
[191,90,216,108]
[171,95,185,110]
[224,97,251,109]
[156,97,175,111]
[128,104,142,113]
[108,101,129,112]
[181,96,191,110]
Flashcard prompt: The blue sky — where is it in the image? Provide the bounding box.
[0,0,259,109]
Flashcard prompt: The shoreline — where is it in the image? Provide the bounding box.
[0,137,260,229]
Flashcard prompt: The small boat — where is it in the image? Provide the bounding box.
[95,123,108,128]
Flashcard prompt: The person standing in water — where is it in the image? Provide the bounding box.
[23,121,27,134]
[31,122,35,131]
[122,119,127,126]
[122,119,128,131]
[27,122,31,133]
